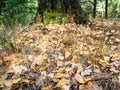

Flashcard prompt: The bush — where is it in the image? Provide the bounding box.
[2,0,38,27]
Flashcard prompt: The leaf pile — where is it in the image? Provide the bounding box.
[0,20,120,90]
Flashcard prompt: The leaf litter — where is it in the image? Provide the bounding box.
[0,20,120,90]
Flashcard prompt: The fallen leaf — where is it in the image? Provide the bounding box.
[115,38,120,43]
[4,54,16,62]
[119,75,120,84]
[71,55,78,63]
[84,78,92,82]
[90,57,99,63]
[93,69,101,74]
[62,36,69,45]
[0,59,3,65]
[98,59,109,67]
[65,50,72,59]
[77,65,83,73]
[57,60,64,67]
[12,78,22,84]
[62,85,70,90]
[41,86,52,90]
[55,72,69,79]
[56,79,67,88]
[84,82,95,89]
[8,65,28,74]
[74,73,84,84]
[39,63,51,71]
[103,56,110,62]
[28,55,35,62]
[22,79,30,83]
[4,80,12,87]
[81,69,92,76]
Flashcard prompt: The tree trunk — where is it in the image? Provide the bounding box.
[93,0,97,18]
[105,0,108,19]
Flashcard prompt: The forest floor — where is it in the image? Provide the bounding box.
[0,20,120,90]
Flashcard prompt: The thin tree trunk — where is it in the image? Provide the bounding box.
[105,0,108,19]
[93,0,97,18]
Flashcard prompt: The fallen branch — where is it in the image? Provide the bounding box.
[83,72,119,83]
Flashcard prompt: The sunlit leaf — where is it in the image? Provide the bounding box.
[12,78,22,84]
[4,80,12,87]
[0,59,3,65]
[81,69,92,76]
[74,73,84,84]
[56,79,67,88]
[71,55,78,63]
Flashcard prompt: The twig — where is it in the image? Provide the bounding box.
[83,72,119,83]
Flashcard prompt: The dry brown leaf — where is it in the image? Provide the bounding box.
[8,65,28,74]
[41,86,52,90]
[77,65,83,73]
[65,50,72,59]
[74,73,84,84]
[90,57,99,63]
[57,60,64,67]
[0,59,3,65]
[4,54,16,62]
[55,72,69,79]
[83,82,96,90]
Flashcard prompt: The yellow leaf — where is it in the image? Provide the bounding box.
[93,69,101,74]
[22,79,30,83]
[56,79,67,88]
[90,57,99,63]
[115,38,120,43]
[71,55,78,63]
[62,37,69,44]
[12,78,22,84]
[84,78,92,82]
[98,59,108,67]
[103,56,110,62]
[53,78,60,82]
[39,64,50,71]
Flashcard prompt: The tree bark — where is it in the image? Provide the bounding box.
[105,0,108,19]
[93,0,97,18]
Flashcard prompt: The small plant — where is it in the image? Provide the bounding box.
[44,11,68,25]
